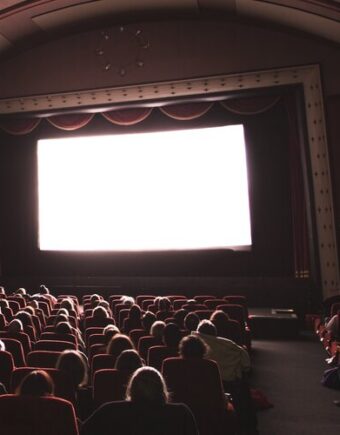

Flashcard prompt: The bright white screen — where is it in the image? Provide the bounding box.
[38,125,252,251]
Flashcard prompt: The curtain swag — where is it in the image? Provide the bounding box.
[0,96,281,135]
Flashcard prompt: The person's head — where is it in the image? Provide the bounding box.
[7,318,23,334]
[120,295,135,307]
[90,294,102,307]
[53,314,69,327]
[173,309,187,329]
[115,349,144,372]
[163,323,181,348]
[179,335,209,359]
[126,366,169,404]
[141,311,156,333]
[107,333,135,359]
[55,321,73,335]
[92,306,109,319]
[0,299,9,309]
[28,300,39,310]
[56,350,88,388]
[150,321,166,339]
[158,297,172,312]
[39,285,50,295]
[15,287,26,296]
[103,324,119,343]
[184,312,200,332]
[0,339,5,351]
[15,311,33,328]
[197,319,217,336]
[0,286,6,295]
[60,298,75,312]
[23,306,35,316]
[56,308,69,317]
[98,300,111,314]
[17,370,54,397]
[210,310,230,323]
[129,304,142,319]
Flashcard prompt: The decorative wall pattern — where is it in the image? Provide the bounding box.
[0,64,337,298]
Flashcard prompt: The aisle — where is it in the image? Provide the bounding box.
[250,334,340,435]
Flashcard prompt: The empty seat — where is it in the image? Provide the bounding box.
[0,351,14,391]
[93,368,130,408]
[34,340,76,352]
[1,338,26,367]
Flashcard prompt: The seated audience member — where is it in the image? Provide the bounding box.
[120,295,135,307]
[173,309,188,329]
[0,299,12,322]
[156,297,173,321]
[0,286,6,296]
[123,304,143,333]
[325,312,340,340]
[4,318,31,354]
[210,310,243,346]
[107,334,135,364]
[115,349,144,371]
[90,325,120,359]
[56,349,89,390]
[138,321,166,360]
[184,312,200,333]
[141,311,157,334]
[179,334,209,360]
[56,349,90,419]
[15,310,36,341]
[39,284,58,305]
[151,320,166,341]
[81,366,198,435]
[163,322,182,349]
[17,369,54,397]
[193,319,257,435]
[97,300,113,317]
[0,339,8,394]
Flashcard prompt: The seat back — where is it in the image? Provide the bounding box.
[0,395,79,435]
[34,340,76,352]
[91,354,115,379]
[162,357,230,435]
[0,351,14,390]
[1,338,26,367]
[93,368,130,408]
[10,367,76,404]
[147,345,178,371]
[27,350,61,368]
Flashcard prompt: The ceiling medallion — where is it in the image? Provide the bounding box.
[95,26,150,76]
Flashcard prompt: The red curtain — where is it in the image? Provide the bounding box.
[0,118,41,135]
[47,113,94,130]
[101,107,152,125]
[160,102,213,120]
[221,96,280,115]
[284,95,310,278]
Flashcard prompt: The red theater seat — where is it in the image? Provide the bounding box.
[0,395,79,435]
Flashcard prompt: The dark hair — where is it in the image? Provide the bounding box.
[107,333,135,359]
[39,285,50,295]
[197,319,217,336]
[129,304,142,320]
[115,349,144,372]
[173,309,187,329]
[141,311,156,333]
[159,297,171,312]
[15,311,34,329]
[210,310,230,322]
[18,370,54,396]
[184,312,200,332]
[126,366,169,404]
[179,335,208,359]
[163,323,181,348]
[55,321,73,335]
[92,306,109,319]
[56,350,88,388]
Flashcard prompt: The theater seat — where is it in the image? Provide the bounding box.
[34,340,76,352]
[10,367,76,404]
[27,350,61,368]
[162,357,236,435]
[1,338,26,367]
[0,394,79,435]
[0,350,14,391]
[93,368,130,408]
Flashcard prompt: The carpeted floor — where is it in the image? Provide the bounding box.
[250,333,340,435]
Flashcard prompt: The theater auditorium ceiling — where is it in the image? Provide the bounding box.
[0,0,340,56]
